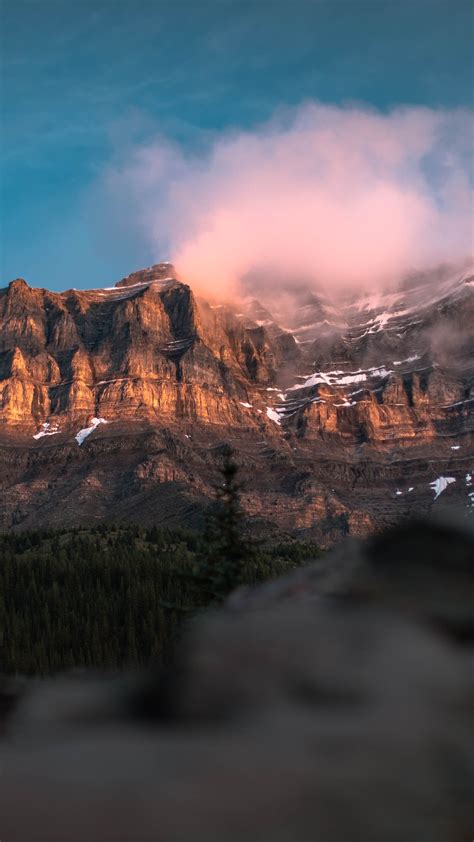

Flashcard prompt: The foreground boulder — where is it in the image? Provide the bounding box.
[1,516,473,841]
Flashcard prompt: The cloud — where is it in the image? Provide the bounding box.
[101,102,473,299]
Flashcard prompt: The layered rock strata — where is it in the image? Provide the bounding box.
[1,263,472,539]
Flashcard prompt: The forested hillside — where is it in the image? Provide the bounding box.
[0,524,319,674]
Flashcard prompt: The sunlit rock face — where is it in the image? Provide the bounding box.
[0,263,473,539]
[0,265,285,430]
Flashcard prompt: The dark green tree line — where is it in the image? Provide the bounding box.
[0,455,320,675]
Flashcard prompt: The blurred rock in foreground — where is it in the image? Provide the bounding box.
[1,516,473,841]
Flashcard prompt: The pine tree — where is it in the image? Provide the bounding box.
[158,446,249,611]
[197,445,249,602]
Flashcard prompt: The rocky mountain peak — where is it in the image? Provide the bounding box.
[8,278,29,291]
[115,262,177,288]
[0,263,472,539]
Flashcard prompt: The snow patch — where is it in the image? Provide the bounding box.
[100,281,150,291]
[75,417,108,446]
[96,377,129,386]
[451,445,460,450]
[429,476,456,500]
[239,402,252,408]
[33,422,60,440]
[266,407,282,425]
[289,364,393,391]
[393,354,421,366]
[443,398,474,409]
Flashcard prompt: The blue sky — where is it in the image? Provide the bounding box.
[1,0,473,290]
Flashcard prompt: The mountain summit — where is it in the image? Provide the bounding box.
[0,265,472,541]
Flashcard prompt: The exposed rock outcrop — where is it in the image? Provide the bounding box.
[0,263,472,539]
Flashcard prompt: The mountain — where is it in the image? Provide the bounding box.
[0,263,473,543]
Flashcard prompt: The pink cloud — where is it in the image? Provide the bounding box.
[103,102,473,299]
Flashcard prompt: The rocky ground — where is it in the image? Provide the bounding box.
[1,515,472,841]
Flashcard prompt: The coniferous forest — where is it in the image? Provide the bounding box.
[0,453,320,675]
[0,525,319,675]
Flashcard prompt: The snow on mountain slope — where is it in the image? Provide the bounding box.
[0,262,472,539]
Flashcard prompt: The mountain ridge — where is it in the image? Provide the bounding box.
[0,263,472,540]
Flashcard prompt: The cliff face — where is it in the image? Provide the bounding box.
[0,263,472,541]
[0,265,301,432]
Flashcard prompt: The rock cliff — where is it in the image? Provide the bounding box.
[0,263,473,540]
